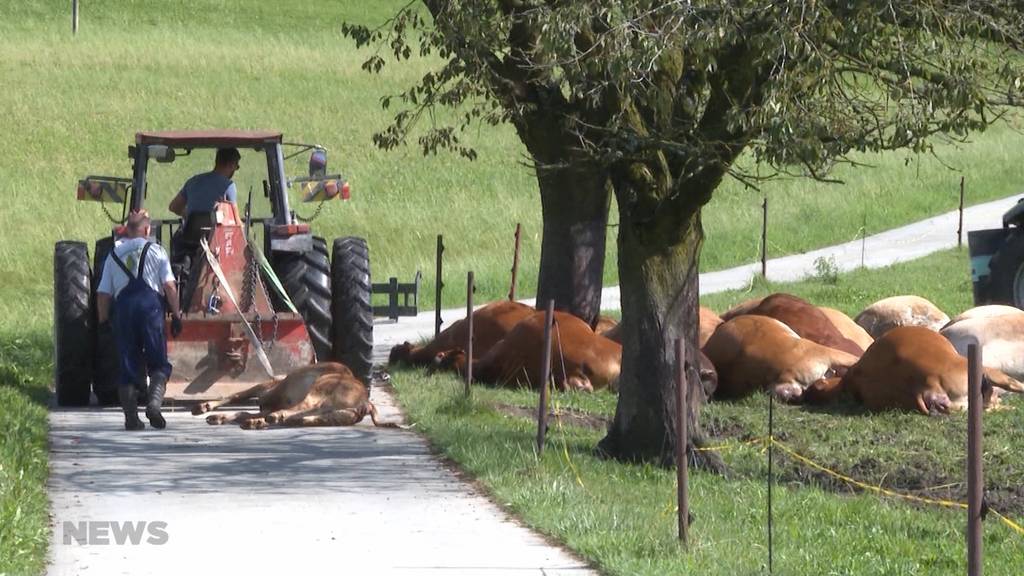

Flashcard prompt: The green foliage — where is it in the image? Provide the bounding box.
[812,255,840,284]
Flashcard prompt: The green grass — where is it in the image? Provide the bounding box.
[389,248,1024,574]
[3,1,1024,573]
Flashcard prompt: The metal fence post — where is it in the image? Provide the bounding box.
[768,389,774,575]
[509,223,521,301]
[676,338,689,546]
[465,271,474,396]
[435,234,443,338]
[967,343,983,576]
[72,0,79,34]
[958,177,966,249]
[536,300,554,454]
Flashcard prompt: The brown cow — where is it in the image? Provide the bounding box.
[728,293,864,357]
[703,315,859,403]
[439,310,622,392]
[854,295,949,339]
[837,326,1024,415]
[594,315,619,337]
[191,363,400,430]
[818,306,874,352]
[719,297,765,321]
[389,300,535,367]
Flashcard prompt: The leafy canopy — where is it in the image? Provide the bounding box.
[345,1,1024,194]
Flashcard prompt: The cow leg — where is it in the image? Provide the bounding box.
[263,406,321,426]
[206,410,265,425]
[280,408,365,427]
[191,379,280,415]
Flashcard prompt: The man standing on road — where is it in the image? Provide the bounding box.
[97,210,183,430]
[167,147,240,217]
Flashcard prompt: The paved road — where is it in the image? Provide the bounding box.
[49,194,1017,575]
[47,388,593,575]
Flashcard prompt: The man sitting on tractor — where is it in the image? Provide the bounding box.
[168,147,240,218]
[97,210,183,430]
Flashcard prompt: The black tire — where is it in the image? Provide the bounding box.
[988,233,1024,307]
[274,237,333,362]
[330,237,373,385]
[54,241,93,406]
[91,237,120,404]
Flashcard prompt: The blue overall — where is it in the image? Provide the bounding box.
[109,243,172,389]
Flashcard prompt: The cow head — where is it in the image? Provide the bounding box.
[389,342,415,365]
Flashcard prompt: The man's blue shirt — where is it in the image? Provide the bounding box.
[180,172,237,214]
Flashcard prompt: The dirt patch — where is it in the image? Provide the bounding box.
[493,403,610,431]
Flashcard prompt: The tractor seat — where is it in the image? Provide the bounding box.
[178,211,216,250]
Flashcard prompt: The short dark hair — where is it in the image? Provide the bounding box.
[215,147,241,166]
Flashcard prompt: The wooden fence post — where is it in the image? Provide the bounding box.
[536,300,554,454]
[761,197,768,278]
[676,338,689,546]
[72,0,79,34]
[509,223,521,301]
[967,343,983,576]
[465,271,474,396]
[435,234,444,338]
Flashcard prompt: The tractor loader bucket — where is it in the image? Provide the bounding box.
[163,314,313,401]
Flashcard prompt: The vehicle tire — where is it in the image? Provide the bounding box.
[987,232,1024,307]
[274,237,332,362]
[91,237,120,404]
[330,237,373,385]
[54,241,93,406]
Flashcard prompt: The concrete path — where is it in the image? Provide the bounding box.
[49,194,1017,575]
[47,387,593,575]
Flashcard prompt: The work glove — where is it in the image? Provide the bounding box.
[170,315,183,339]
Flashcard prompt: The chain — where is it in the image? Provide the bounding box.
[100,201,125,224]
[268,313,279,350]
[240,245,257,313]
[294,197,328,223]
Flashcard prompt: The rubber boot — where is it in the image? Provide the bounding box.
[119,386,145,431]
[145,373,167,430]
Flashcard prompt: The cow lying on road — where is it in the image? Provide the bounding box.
[192,363,400,430]
[703,315,859,403]
[389,300,535,367]
[828,326,1024,415]
[438,310,622,392]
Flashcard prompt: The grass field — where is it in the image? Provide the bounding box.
[389,248,1024,575]
[3,1,1024,573]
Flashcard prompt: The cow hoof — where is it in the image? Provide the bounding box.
[206,414,228,425]
[241,418,267,430]
[265,413,284,425]
[192,402,212,415]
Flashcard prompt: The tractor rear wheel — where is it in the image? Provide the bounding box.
[330,237,373,385]
[275,237,333,362]
[91,237,120,405]
[988,233,1024,307]
[54,241,93,406]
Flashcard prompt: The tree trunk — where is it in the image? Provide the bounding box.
[597,195,723,472]
[518,116,612,328]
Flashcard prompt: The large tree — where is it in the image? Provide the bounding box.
[346,2,1024,465]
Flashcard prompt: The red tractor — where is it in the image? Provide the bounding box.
[54,130,412,406]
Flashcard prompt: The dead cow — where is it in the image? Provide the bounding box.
[818,306,874,352]
[439,310,622,392]
[837,326,1024,415]
[727,293,864,357]
[854,295,949,339]
[941,313,1024,381]
[389,300,534,367]
[943,305,1024,328]
[703,315,859,403]
[192,362,399,430]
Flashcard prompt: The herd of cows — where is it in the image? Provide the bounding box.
[390,295,1024,416]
